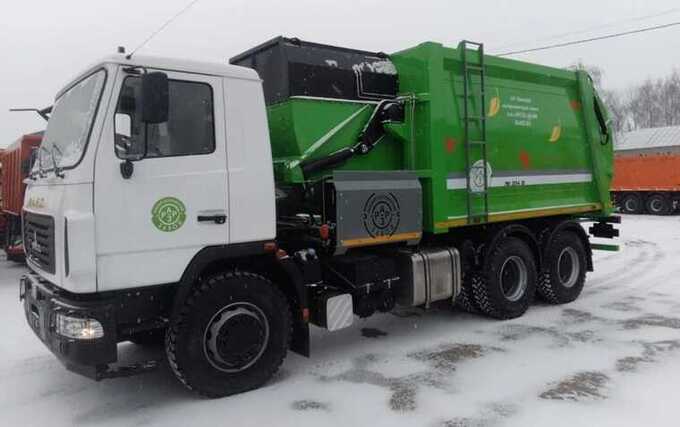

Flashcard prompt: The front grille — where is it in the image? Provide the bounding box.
[23,212,56,274]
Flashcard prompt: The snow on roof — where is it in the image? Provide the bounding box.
[615,126,680,151]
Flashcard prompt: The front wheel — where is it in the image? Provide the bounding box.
[472,237,537,319]
[537,231,587,304]
[166,272,291,398]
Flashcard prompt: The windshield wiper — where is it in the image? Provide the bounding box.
[33,146,49,179]
[27,149,38,180]
[51,145,65,178]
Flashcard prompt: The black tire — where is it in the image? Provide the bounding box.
[620,193,643,214]
[645,194,671,215]
[166,272,291,398]
[537,231,587,305]
[129,329,166,347]
[6,253,25,263]
[456,272,481,313]
[472,237,537,320]
[672,196,680,213]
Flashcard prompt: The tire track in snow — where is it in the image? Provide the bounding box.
[586,238,680,303]
[0,355,57,379]
[583,240,663,297]
[587,240,652,283]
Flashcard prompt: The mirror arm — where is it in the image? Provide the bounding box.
[119,123,149,180]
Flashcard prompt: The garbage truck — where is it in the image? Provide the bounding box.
[0,148,5,244]
[19,36,618,397]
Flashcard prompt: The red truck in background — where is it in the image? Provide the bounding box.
[0,148,5,244]
[0,132,42,261]
[612,126,680,215]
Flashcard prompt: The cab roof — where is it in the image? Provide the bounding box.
[56,53,260,99]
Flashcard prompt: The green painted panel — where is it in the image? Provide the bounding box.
[269,40,614,232]
[268,98,403,183]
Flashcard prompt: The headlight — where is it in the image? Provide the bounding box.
[56,313,104,340]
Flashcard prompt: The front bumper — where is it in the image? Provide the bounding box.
[20,270,118,379]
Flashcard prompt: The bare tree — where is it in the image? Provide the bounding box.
[663,70,680,127]
[571,61,680,132]
[601,90,629,134]
[569,61,628,133]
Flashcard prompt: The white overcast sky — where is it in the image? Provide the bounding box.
[1,0,678,147]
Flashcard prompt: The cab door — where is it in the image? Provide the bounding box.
[94,68,228,291]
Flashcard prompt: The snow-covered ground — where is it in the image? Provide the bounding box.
[2,214,680,426]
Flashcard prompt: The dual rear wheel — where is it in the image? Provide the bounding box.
[538,232,587,305]
[618,192,673,215]
[458,231,587,319]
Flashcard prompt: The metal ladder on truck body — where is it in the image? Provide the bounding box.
[459,40,490,224]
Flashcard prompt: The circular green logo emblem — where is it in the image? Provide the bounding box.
[151,197,187,232]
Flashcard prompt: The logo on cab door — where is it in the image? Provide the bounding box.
[151,197,187,232]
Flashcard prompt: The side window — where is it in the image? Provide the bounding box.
[114,76,215,159]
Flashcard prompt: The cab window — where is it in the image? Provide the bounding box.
[114,76,215,158]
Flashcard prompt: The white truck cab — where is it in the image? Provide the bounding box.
[23,54,276,293]
[20,55,298,391]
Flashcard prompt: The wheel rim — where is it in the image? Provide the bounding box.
[625,198,637,212]
[500,256,528,302]
[557,247,580,288]
[203,302,270,373]
[650,198,662,213]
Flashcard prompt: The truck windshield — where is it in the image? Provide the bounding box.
[37,69,106,172]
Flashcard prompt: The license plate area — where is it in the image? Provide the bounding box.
[23,276,48,341]
[29,304,41,330]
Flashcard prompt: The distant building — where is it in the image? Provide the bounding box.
[615,126,680,157]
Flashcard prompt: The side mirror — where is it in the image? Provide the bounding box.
[141,72,169,124]
[114,113,142,161]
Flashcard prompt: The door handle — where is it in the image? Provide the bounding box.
[197,214,227,224]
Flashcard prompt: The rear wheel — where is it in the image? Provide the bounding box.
[621,193,643,214]
[645,194,671,215]
[538,231,587,304]
[472,237,537,320]
[166,272,291,398]
[456,272,481,313]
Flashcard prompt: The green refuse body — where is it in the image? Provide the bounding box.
[233,37,614,235]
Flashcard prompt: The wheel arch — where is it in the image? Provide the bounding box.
[171,243,310,357]
[484,223,542,272]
